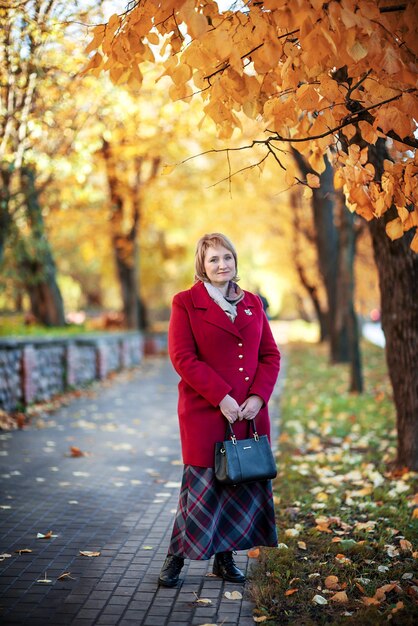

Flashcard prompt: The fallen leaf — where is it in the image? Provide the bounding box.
[142,546,153,550]
[36,531,56,539]
[335,553,351,564]
[69,446,85,458]
[248,548,260,558]
[362,596,381,606]
[312,594,328,605]
[325,575,340,590]
[378,565,390,572]
[391,601,404,614]
[0,553,12,561]
[399,539,413,553]
[375,583,397,601]
[79,551,100,557]
[386,544,400,558]
[195,597,212,605]
[407,586,418,600]
[15,549,32,555]
[37,573,52,584]
[57,572,75,580]
[253,616,269,622]
[224,591,243,600]
[284,528,300,537]
[297,541,307,550]
[285,588,299,596]
[330,591,348,603]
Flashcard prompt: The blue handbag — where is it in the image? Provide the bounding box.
[214,418,277,485]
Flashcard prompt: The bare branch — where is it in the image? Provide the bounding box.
[206,152,270,189]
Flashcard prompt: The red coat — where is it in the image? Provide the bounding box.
[168,281,281,467]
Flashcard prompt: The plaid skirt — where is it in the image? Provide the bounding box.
[168,465,278,560]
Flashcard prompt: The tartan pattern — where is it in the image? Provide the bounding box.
[168,464,278,560]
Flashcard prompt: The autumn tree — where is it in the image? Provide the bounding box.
[85,0,418,468]
[0,0,99,325]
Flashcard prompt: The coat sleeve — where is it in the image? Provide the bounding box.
[248,301,281,405]
[168,293,232,407]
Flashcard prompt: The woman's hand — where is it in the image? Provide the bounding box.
[219,394,242,423]
[239,395,263,421]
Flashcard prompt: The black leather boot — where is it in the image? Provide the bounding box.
[213,551,246,583]
[158,555,185,587]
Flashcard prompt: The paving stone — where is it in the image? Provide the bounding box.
[0,356,277,625]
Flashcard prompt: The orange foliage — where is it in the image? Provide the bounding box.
[84,0,418,250]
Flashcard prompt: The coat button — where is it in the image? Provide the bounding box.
[238,354,243,358]
[239,367,244,372]
[238,342,243,347]
[245,376,250,381]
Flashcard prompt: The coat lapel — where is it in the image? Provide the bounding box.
[234,300,256,333]
[191,282,243,339]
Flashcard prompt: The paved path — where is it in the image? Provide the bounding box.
[0,357,269,626]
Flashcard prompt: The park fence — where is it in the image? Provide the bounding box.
[0,332,143,412]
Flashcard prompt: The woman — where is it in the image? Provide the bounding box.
[158,233,281,587]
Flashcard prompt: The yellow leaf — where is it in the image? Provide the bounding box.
[85,25,106,55]
[358,121,378,145]
[147,32,159,45]
[296,84,320,111]
[363,596,381,606]
[385,218,403,241]
[161,164,176,176]
[224,591,243,600]
[15,549,32,555]
[253,617,269,623]
[399,539,413,553]
[196,597,212,605]
[330,591,349,603]
[411,232,418,254]
[347,40,368,62]
[57,572,75,581]
[297,541,307,550]
[187,11,209,39]
[79,551,101,557]
[306,173,320,189]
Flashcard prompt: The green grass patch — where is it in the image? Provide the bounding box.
[0,315,102,338]
[249,341,418,625]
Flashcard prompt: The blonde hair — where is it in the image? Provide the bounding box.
[194,233,239,282]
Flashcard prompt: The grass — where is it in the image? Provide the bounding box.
[0,315,102,338]
[249,341,418,625]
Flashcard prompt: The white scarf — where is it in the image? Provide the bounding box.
[204,281,244,322]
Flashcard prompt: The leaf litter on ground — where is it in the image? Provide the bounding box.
[249,342,418,625]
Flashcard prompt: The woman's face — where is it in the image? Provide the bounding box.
[203,245,236,288]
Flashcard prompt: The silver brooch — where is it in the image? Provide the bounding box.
[244,309,252,316]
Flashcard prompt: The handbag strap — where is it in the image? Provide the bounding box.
[224,418,259,442]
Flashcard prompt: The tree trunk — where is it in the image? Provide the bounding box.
[334,192,363,392]
[112,231,140,329]
[292,150,348,361]
[291,190,329,342]
[368,140,418,470]
[101,139,141,330]
[0,167,12,264]
[19,167,65,326]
